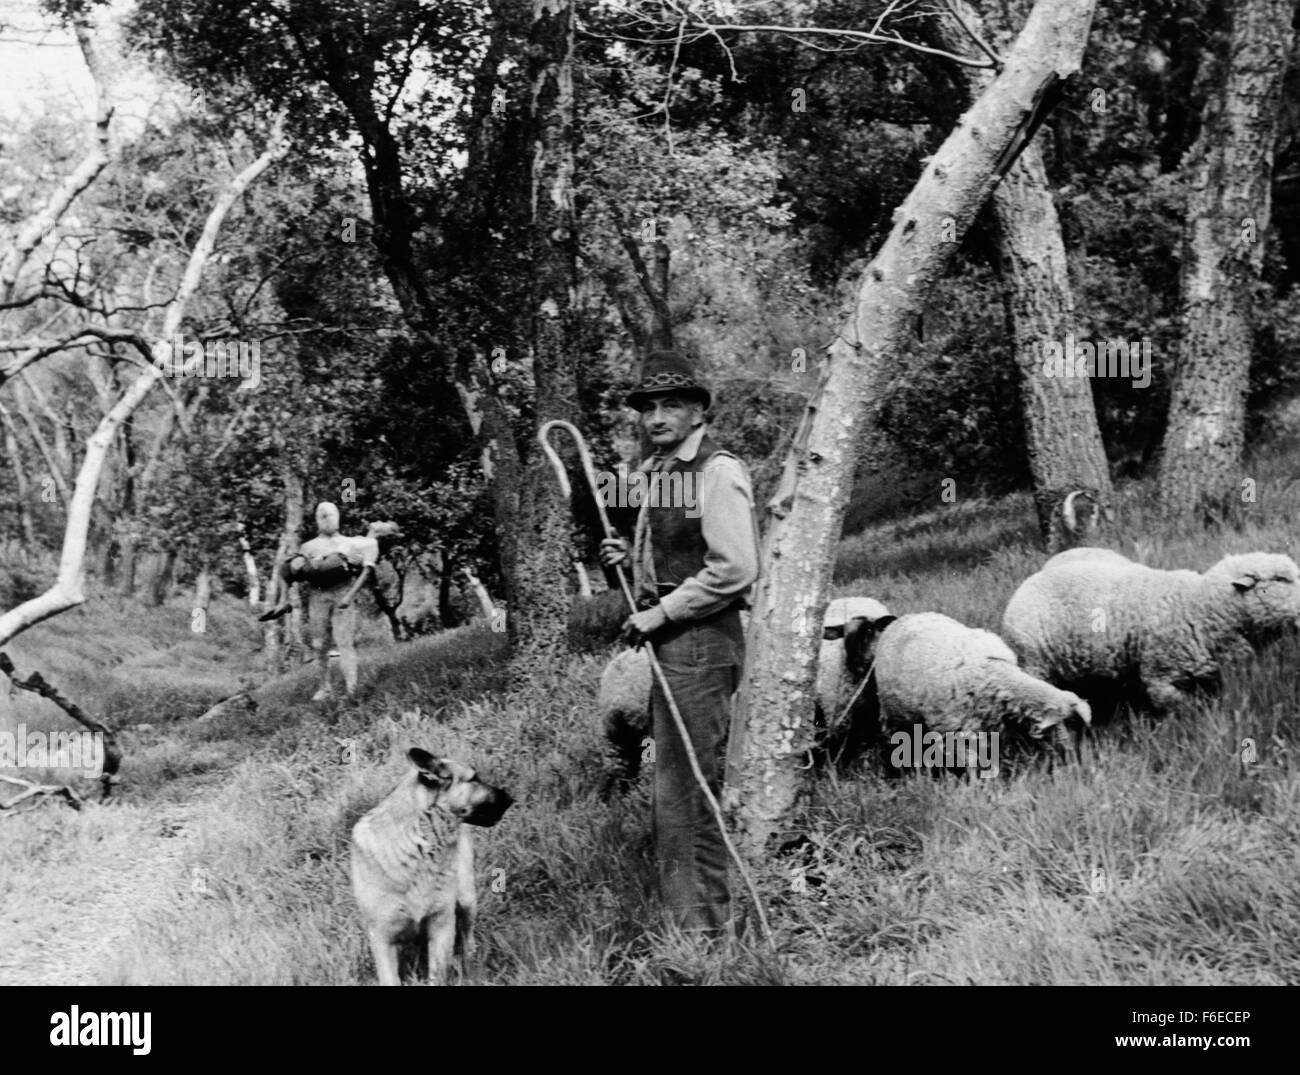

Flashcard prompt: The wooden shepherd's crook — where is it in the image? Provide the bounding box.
[538,419,772,945]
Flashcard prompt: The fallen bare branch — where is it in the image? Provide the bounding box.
[194,691,257,726]
[0,774,84,813]
[0,651,122,795]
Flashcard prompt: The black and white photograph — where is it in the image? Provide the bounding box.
[0,0,1295,1033]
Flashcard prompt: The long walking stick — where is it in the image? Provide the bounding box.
[539,419,772,944]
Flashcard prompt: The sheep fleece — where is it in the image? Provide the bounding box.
[598,647,652,740]
[873,612,1089,735]
[1001,549,1300,708]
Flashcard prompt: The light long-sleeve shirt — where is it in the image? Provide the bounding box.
[632,425,761,622]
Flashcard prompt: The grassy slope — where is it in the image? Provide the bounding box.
[3,440,1300,984]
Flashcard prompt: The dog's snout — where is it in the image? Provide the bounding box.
[463,784,513,828]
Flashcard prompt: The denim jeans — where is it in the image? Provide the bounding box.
[649,606,744,934]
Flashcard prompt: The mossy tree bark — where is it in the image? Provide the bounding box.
[510,0,582,658]
[726,0,1100,855]
[931,0,1112,542]
[1157,0,1297,522]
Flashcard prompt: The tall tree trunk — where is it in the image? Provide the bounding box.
[116,526,140,596]
[194,562,213,615]
[19,372,74,477]
[931,1,1112,541]
[650,229,672,350]
[265,466,305,671]
[463,566,498,622]
[10,380,71,508]
[725,0,1099,855]
[142,547,176,606]
[613,209,674,351]
[0,401,37,547]
[1157,0,1296,520]
[304,1,532,635]
[436,551,458,629]
[238,522,261,606]
[510,0,581,657]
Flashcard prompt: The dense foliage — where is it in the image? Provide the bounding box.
[5,0,1300,580]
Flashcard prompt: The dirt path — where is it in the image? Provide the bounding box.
[0,799,199,986]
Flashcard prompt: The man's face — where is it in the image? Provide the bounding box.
[316,502,340,536]
[639,393,705,452]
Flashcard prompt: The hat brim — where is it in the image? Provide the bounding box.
[626,386,711,411]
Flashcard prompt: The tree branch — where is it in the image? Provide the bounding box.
[0,10,115,303]
[0,117,288,648]
[604,0,999,70]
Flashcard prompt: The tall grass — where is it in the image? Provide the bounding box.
[4,438,1300,984]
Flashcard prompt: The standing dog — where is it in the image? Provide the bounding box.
[350,748,513,985]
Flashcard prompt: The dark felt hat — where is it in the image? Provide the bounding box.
[625,350,712,411]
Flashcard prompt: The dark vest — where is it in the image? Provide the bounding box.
[648,431,731,586]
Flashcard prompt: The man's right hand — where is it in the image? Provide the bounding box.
[599,537,629,567]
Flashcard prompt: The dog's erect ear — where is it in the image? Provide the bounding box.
[408,747,454,788]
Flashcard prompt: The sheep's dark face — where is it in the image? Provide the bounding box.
[842,615,896,682]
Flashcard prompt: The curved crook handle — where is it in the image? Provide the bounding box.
[536,419,575,500]
[537,419,616,538]
[537,418,635,610]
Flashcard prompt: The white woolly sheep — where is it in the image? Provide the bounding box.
[873,612,1092,752]
[1002,549,1300,715]
[814,596,894,745]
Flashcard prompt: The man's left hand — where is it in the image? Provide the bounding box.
[621,605,668,646]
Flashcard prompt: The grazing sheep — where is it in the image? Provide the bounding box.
[873,612,1092,756]
[814,597,894,751]
[597,646,653,793]
[597,595,891,786]
[1036,486,1109,553]
[1036,545,1130,568]
[1002,549,1300,715]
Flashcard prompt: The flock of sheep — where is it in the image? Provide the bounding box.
[596,542,1300,781]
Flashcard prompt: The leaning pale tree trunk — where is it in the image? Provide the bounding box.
[510,0,582,658]
[1157,0,1296,521]
[725,0,1099,855]
[0,125,286,647]
[932,1,1112,540]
